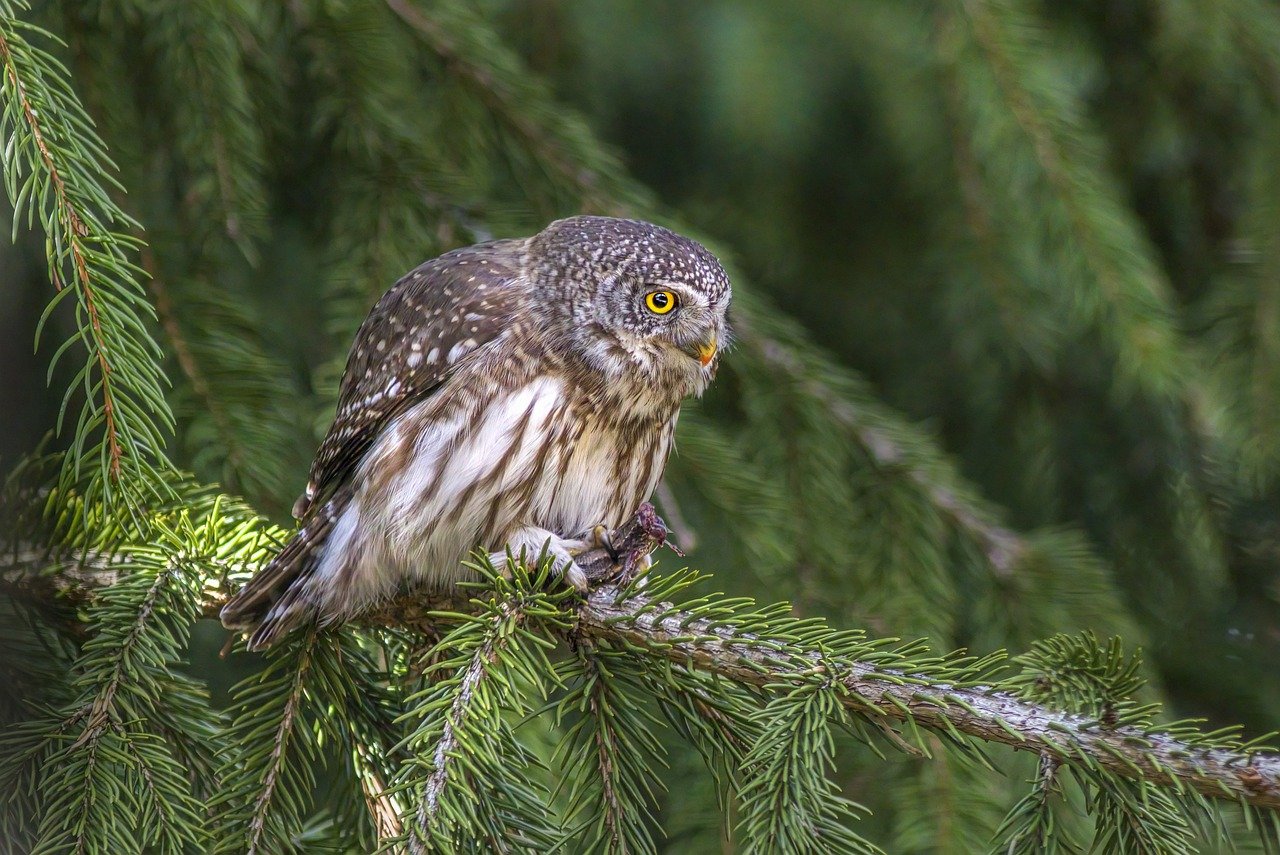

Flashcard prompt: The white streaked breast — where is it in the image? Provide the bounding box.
[324,374,677,595]
[357,376,568,585]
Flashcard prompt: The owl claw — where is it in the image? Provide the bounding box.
[570,524,616,560]
[540,541,590,592]
[491,528,591,593]
[560,560,590,592]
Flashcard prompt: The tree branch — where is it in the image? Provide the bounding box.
[573,585,1280,811]
[0,22,123,477]
[7,512,1279,813]
[247,639,312,855]
[414,601,519,847]
[381,580,1280,811]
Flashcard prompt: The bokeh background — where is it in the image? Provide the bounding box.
[3,1,1279,850]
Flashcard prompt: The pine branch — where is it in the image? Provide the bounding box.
[210,634,323,855]
[737,688,879,854]
[394,566,565,853]
[736,314,1026,577]
[1,510,218,853]
[141,248,307,511]
[948,0,1189,400]
[17,522,1280,814]
[13,510,1280,816]
[994,753,1072,855]
[0,2,172,509]
[553,647,668,854]
[418,613,500,830]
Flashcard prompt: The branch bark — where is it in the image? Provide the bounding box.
[6,512,1279,813]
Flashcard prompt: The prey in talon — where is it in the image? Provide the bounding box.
[220,217,731,650]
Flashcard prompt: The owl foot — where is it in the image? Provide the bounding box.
[491,527,590,592]
[570,524,617,561]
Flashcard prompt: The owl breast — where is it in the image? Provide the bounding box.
[311,372,677,612]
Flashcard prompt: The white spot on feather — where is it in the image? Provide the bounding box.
[448,339,477,362]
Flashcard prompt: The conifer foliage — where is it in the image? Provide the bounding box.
[2,0,1280,852]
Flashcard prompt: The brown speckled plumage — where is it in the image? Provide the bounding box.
[221,216,731,649]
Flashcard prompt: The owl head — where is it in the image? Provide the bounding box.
[528,216,731,396]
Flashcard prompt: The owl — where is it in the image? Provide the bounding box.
[221,216,731,649]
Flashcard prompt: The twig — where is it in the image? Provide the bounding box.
[73,569,170,748]
[141,249,251,478]
[583,653,626,845]
[655,481,697,554]
[412,601,523,854]
[247,638,313,855]
[0,26,123,478]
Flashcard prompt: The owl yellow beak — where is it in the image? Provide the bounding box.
[684,335,717,367]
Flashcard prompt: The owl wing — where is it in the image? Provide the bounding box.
[294,239,526,519]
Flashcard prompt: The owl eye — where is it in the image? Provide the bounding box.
[644,289,679,315]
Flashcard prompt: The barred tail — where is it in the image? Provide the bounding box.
[220,490,351,651]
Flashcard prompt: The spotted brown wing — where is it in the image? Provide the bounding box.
[293,239,525,519]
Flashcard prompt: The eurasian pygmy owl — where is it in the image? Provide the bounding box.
[221,216,731,649]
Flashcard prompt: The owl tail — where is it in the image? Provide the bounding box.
[220,490,351,651]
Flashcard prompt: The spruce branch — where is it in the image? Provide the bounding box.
[210,634,324,855]
[888,750,1008,853]
[249,639,312,855]
[12,506,1280,817]
[140,247,306,511]
[144,0,268,257]
[395,565,565,853]
[569,580,1280,812]
[994,753,1070,854]
[553,647,668,854]
[307,631,410,849]
[1,510,217,853]
[417,608,507,831]
[737,688,879,854]
[0,2,172,509]
[950,0,1189,399]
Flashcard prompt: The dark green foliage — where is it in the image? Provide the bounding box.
[1,503,230,853]
[3,0,1280,851]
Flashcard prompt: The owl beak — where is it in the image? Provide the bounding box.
[684,334,717,367]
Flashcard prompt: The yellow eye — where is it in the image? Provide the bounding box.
[644,289,679,315]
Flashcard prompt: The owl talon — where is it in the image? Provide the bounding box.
[570,524,616,560]
[493,528,593,593]
[561,560,590,592]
